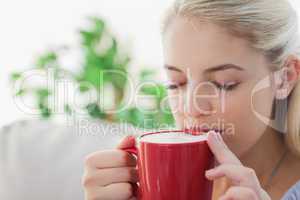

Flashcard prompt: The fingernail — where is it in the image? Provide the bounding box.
[122,135,134,142]
[205,169,215,177]
[211,131,220,142]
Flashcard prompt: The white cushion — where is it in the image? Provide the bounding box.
[0,119,141,200]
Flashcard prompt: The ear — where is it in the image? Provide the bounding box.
[274,55,300,100]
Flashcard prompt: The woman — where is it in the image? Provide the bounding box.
[82,0,300,199]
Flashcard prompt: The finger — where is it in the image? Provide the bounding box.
[117,135,136,149]
[86,182,134,200]
[207,131,241,165]
[82,167,138,187]
[84,150,136,169]
[219,186,258,200]
[205,164,260,189]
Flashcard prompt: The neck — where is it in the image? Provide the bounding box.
[239,126,287,189]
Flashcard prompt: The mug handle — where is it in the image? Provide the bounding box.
[121,146,140,199]
[122,146,138,156]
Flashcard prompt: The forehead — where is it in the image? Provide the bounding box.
[162,17,268,74]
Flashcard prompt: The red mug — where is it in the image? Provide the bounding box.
[122,130,214,200]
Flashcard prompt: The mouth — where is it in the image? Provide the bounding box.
[184,126,223,135]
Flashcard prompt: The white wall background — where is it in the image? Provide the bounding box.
[0,0,173,126]
[0,0,299,126]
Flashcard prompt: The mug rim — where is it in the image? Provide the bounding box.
[137,129,208,145]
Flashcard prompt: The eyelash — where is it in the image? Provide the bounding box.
[166,81,240,91]
[211,81,240,91]
[166,82,185,90]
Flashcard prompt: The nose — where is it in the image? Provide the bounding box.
[184,82,216,118]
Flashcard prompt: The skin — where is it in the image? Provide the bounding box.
[82,16,300,200]
[163,16,300,199]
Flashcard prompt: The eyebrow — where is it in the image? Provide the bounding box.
[164,65,184,72]
[164,64,245,73]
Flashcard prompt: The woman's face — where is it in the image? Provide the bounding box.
[162,17,275,157]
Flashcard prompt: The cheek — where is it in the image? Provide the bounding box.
[221,84,274,156]
[167,91,184,126]
[252,88,274,119]
[168,91,179,113]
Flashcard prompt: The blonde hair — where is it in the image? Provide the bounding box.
[162,0,300,156]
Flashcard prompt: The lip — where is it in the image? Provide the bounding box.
[184,127,223,135]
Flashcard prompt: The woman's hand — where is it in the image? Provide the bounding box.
[206,131,271,200]
[82,135,138,200]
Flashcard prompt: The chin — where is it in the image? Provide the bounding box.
[222,134,250,158]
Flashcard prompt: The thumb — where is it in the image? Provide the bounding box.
[117,135,136,149]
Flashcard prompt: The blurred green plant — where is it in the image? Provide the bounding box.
[10,17,175,129]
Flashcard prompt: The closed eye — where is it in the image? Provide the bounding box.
[166,81,240,91]
[166,82,186,90]
[211,81,240,91]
